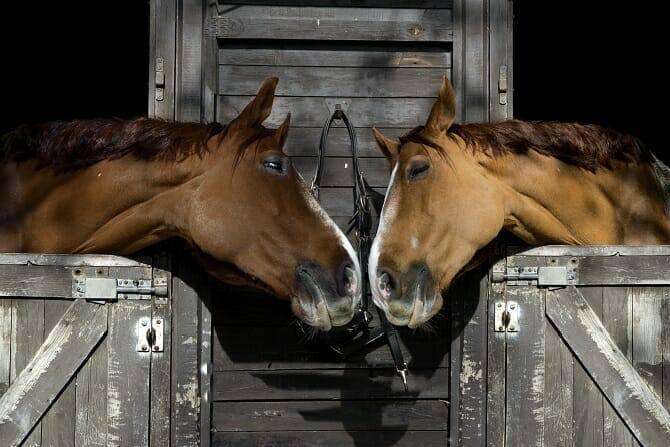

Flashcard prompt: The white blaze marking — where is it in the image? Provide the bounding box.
[410,236,419,249]
[369,162,400,305]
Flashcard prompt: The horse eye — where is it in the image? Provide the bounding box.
[263,160,282,171]
[261,155,288,176]
[407,160,430,181]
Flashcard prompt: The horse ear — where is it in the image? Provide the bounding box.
[372,127,400,162]
[425,76,457,133]
[274,113,291,150]
[229,77,278,130]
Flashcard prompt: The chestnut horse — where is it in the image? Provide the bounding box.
[0,78,360,331]
[369,76,670,328]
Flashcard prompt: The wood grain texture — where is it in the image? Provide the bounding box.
[662,288,670,413]
[217,0,452,7]
[219,48,452,68]
[577,256,670,285]
[176,0,203,122]
[213,7,453,42]
[213,368,448,401]
[212,430,448,446]
[0,299,10,397]
[631,287,663,396]
[543,314,573,447]
[283,127,406,157]
[0,300,107,447]
[546,286,670,446]
[41,300,77,447]
[219,65,448,97]
[218,96,435,128]
[213,400,449,431]
[150,0,177,119]
[292,157,389,188]
[486,257,506,447]
[0,265,72,298]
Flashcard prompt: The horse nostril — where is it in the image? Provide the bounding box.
[336,262,358,297]
[378,270,399,301]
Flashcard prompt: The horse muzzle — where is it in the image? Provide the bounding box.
[292,261,361,331]
[371,262,442,328]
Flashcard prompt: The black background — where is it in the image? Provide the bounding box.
[0,1,667,160]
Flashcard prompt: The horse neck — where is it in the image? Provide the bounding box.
[476,149,670,245]
[3,155,204,254]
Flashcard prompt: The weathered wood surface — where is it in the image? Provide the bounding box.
[0,299,10,397]
[171,258,202,447]
[212,430,448,447]
[318,187,386,217]
[575,256,670,285]
[220,65,447,97]
[41,300,77,447]
[283,127,405,158]
[514,246,670,257]
[213,400,449,431]
[0,253,152,267]
[631,287,664,396]
[219,48,452,68]
[218,96,435,128]
[213,368,448,401]
[150,254,172,447]
[213,7,453,42]
[486,257,506,447]
[543,314,573,447]
[602,286,635,446]
[106,266,152,447]
[149,0,177,119]
[218,0,452,7]
[546,285,670,446]
[292,156,388,188]
[176,0,203,122]
[0,265,72,298]
[0,300,107,447]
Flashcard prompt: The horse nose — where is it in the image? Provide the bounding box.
[336,261,359,297]
[377,268,401,302]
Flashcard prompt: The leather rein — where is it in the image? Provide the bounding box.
[307,104,409,391]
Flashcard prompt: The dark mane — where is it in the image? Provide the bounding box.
[400,120,651,171]
[0,117,227,173]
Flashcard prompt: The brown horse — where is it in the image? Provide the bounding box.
[0,78,360,331]
[369,76,670,328]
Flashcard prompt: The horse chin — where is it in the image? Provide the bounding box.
[408,292,443,329]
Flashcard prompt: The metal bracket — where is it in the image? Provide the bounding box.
[155,58,165,101]
[137,317,164,353]
[499,65,508,105]
[73,274,169,302]
[325,98,351,118]
[494,301,520,332]
[491,265,578,286]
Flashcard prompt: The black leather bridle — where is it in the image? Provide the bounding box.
[307,104,409,390]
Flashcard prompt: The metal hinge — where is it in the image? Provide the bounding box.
[494,301,519,332]
[491,265,577,286]
[73,276,168,302]
[498,65,508,105]
[137,317,164,353]
[155,58,165,101]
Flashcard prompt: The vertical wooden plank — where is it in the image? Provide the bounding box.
[662,287,670,412]
[448,282,464,446]
[544,305,573,447]
[602,286,635,446]
[573,287,604,447]
[171,257,201,447]
[176,0,203,122]
[41,300,76,447]
[11,298,44,447]
[632,287,664,396]
[486,255,505,447]
[74,266,109,447]
[462,0,488,123]
[505,258,545,447]
[459,266,488,446]
[200,280,213,447]
[451,0,465,121]
[488,0,512,120]
[0,299,10,397]
[202,0,217,123]
[151,253,173,447]
[151,0,177,119]
[106,266,152,447]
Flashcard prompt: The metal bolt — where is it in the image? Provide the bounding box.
[155,320,161,325]
[509,303,516,310]
[508,325,515,331]
[76,286,83,292]
[153,346,160,352]
[141,345,148,351]
[141,319,148,327]
[498,326,504,331]
[496,303,503,308]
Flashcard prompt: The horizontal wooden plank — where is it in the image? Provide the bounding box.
[576,256,670,285]
[219,48,451,68]
[213,400,449,431]
[284,127,406,158]
[213,7,452,42]
[219,66,448,97]
[212,430,448,447]
[212,319,448,370]
[0,265,72,298]
[219,1,452,8]
[510,245,670,257]
[293,157,389,188]
[218,96,435,128]
[212,368,448,400]
[319,187,385,217]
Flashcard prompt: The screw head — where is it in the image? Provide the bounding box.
[141,345,148,351]
[496,303,503,308]
[76,286,83,292]
[141,319,148,326]
[498,326,504,331]
[153,345,160,352]
[155,320,161,325]
[510,303,516,310]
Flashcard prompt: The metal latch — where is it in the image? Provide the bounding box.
[73,276,168,301]
[499,65,508,105]
[494,301,519,332]
[155,58,165,101]
[137,317,164,353]
[491,265,577,286]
